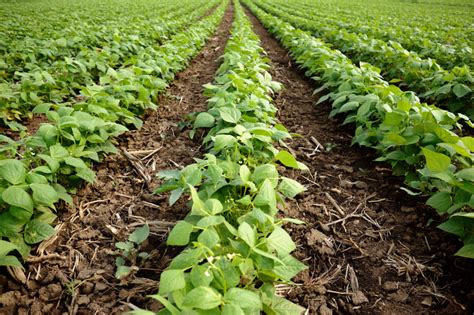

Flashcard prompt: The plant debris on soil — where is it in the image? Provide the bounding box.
[1,3,473,315]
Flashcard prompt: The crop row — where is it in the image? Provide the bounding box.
[143,1,308,313]
[244,0,474,258]
[275,0,473,70]
[253,0,474,118]
[0,1,217,130]
[0,1,227,268]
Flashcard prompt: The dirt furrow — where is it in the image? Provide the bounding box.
[0,5,234,315]
[245,7,474,315]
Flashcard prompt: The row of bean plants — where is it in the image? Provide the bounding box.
[244,0,474,258]
[0,1,227,268]
[0,0,219,129]
[253,0,474,118]
[144,1,308,313]
[277,0,473,70]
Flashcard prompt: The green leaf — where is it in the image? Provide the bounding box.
[224,288,262,309]
[452,84,471,98]
[275,150,298,168]
[252,164,278,186]
[455,244,474,258]
[456,168,474,181]
[426,192,452,213]
[194,112,215,128]
[149,294,180,315]
[64,157,88,169]
[115,266,132,279]
[278,177,306,198]
[222,304,245,315]
[2,187,33,212]
[182,287,222,310]
[274,254,307,281]
[169,188,183,206]
[0,240,19,257]
[30,183,59,207]
[422,148,451,173]
[213,135,236,151]
[238,222,256,247]
[76,167,95,183]
[267,227,296,255]
[129,224,149,244]
[23,220,55,244]
[167,221,194,246]
[0,255,23,268]
[254,179,277,213]
[158,269,186,295]
[190,265,213,287]
[0,159,26,185]
[49,144,69,159]
[218,107,241,124]
[270,296,306,315]
[197,228,220,248]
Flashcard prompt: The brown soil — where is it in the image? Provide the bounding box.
[0,5,233,315]
[245,7,474,315]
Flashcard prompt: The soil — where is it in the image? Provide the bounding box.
[0,5,234,315]
[244,7,474,315]
[1,2,474,315]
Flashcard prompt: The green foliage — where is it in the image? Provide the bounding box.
[244,0,474,257]
[150,1,307,313]
[0,0,227,266]
[115,224,150,279]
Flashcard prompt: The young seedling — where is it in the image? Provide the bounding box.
[115,224,150,279]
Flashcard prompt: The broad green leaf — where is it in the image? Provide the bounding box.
[238,222,256,247]
[456,168,474,181]
[278,177,306,198]
[197,228,219,248]
[76,167,95,183]
[24,220,55,244]
[275,150,298,168]
[129,224,149,244]
[0,159,26,185]
[224,288,262,309]
[0,240,19,257]
[0,256,23,268]
[2,187,33,212]
[270,296,306,315]
[182,287,222,310]
[267,227,296,255]
[452,84,471,98]
[222,304,245,315]
[254,179,277,212]
[158,269,186,295]
[422,148,451,173]
[213,135,236,151]
[49,144,69,159]
[426,192,452,213]
[190,265,213,287]
[194,112,215,128]
[218,107,241,124]
[167,221,194,246]
[30,183,59,207]
[455,244,474,258]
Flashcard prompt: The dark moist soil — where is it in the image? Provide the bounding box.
[245,7,474,315]
[0,5,234,315]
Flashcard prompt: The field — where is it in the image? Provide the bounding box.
[0,0,473,313]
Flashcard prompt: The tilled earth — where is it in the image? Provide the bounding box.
[1,3,473,315]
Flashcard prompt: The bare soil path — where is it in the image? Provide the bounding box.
[245,6,474,315]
